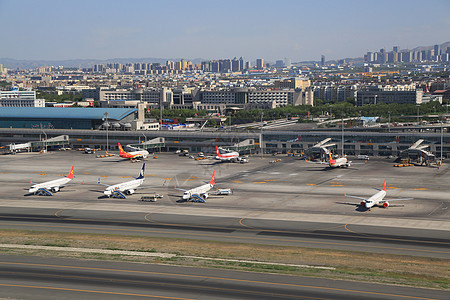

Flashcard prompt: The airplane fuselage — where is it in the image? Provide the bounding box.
[29,177,71,194]
[363,190,387,208]
[329,157,349,168]
[120,150,149,159]
[104,178,144,196]
[183,183,213,200]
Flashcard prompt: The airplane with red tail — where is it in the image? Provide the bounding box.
[345,176,412,209]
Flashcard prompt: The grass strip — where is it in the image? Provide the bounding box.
[0,229,448,290]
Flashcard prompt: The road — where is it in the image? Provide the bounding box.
[0,255,447,300]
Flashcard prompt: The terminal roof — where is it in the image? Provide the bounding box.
[0,107,137,121]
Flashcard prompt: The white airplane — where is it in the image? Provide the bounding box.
[215,146,240,162]
[98,163,146,198]
[307,150,355,168]
[345,176,412,209]
[327,151,352,168]
[118,143,149,160]
[29,165,74,196]
[176,171,215,202]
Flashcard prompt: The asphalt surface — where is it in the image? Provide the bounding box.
[0,255,447,300]
[0,151,448,257]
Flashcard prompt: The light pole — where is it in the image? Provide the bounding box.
[103,112,109,151]
[341,114,344,156]
[416,104,420,126]
[388,111,391,132]
[260,111,264,158]
[441,114,444,165]
[42,131,47,153]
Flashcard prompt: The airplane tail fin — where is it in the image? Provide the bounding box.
[66,165,74,179]
[118,143,126,155]
[216,146,222,157]
[136,163,145,180]
[209,171,215,185]
[382,176,387,191]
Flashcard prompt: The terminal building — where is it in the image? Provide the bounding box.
[0,107,138,130]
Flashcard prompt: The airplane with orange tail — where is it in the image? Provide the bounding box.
[345,176,412,209]
[118,143,149,160]
[326,150,351,168]
[28,165,75,196]
[307,150,359,168]
[175,171,215,202]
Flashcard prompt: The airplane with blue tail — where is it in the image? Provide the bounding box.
[98,163,146,198]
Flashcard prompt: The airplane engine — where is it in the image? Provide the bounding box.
[51,187,60,193]
[360,201,366,207]
[126,189,135,195]
[383,202,389,208]
[202,193,209,199]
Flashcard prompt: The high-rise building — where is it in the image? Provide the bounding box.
[256,58,264,69]
[321,55,325,66]
[393,46,398,52]
[434,44,441,57]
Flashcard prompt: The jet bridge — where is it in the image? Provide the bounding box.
[304,138,336,161]
[128,137,165,151]
[400,139,436,166]
[222,139,255,153]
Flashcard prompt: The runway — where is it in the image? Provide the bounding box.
[0,255,447,300]
[0,207,448,259]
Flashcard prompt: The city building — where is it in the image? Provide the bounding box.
[0,89,45,107]
[356,85,422,106]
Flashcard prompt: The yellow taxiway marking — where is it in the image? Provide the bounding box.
[388,186,398,189]
[0,283,192,299]
[120,176,131,178]
[0,263,441,300]
[253,181,267,184]
[264,179,276,182]
[330,184,344,187]
[414,188,428,191]
[0,172,11,174]
[83,172,90,175]
[306,183,316,186]
[232,180,242,183]
[100,175,108,178]
[184,179,197,181]
[39,173,47,176]
[163,178,172,180]
[190,176,199,179]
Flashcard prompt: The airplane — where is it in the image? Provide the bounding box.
[98,163,146,198]
[345,176,412,209]
[176,171,215,202]
[215,146,248,163]
[307,150,353,168]
[29,165,74,196]
[118,143,149,160]
[327,150,352,168]
[215,146,239,162]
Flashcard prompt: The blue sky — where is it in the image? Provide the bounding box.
[1,0,449,62]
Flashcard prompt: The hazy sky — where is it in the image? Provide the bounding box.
[1,0,449,62]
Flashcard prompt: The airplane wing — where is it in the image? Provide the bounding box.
[344,193,367,201]
[97,178,110,187]
[383,198,413,201]
[306,160,328,165]
[174,186,188,192]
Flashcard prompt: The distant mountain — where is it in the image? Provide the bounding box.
[410,41,450,52]
[0,57,207,70]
